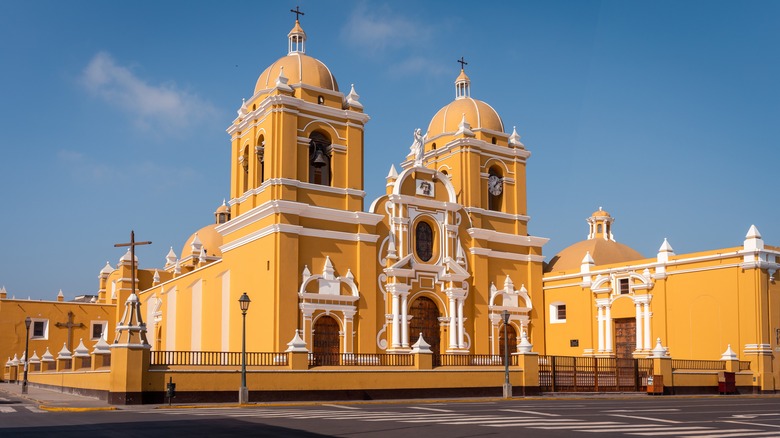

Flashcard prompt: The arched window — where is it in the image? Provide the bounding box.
[491,137,497,145]
[431,142,437,150]
[317,95,325,105]
[256,135,265,184]
[308,131,331,186]
[488,166,503,211]
[415,221,433,262]
[241,146,250,193]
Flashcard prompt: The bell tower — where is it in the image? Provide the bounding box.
[226,16,369,218]
[407,63,531,235]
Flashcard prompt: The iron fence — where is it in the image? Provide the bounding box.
[151,351,286,366]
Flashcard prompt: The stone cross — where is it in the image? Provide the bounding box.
[114,230,152,298]
[55,311,84,352]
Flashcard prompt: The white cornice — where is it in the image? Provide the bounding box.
[220,223,379,253]
[230,178,366,208]
[386,193,463,212]
[218,198,382,236]
[543,250,750,283]
[469,247,545,263]
[228,93,370,136]
[467,228,548,248]
[464,207,530,223]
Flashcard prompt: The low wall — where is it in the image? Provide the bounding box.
[26,370,111,400]
[136,367,528,404]
[670,370,754,395]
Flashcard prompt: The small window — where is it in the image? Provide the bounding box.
[431,143,436,150]
[31,319,48,339]
[317,96,325,105]
[619,278,630,295]
[597,224,603,233]
[550,303,566,324]
[91,321,108,340]
[491,137,497,144]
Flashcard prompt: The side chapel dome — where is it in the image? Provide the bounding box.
[254,20,339,94]
[545,208,645,273]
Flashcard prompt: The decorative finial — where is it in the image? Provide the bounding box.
[457,56,468,70]
[290,6,304,21]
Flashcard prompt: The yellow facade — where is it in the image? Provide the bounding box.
[3,15,779,399]
[542,210,780,391]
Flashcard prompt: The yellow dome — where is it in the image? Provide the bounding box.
[591,208,611,218]
[426,97,504,138]
[182,224,223,259]
[545,239,644,273]
[254,53,339,94]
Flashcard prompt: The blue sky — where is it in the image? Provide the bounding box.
[1,1,778,300]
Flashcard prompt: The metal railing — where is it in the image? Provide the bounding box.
[439,354,505,366]
[538,355,652,392]
[671,359,726,371]
[151,351,287,366]
[309,353,415,367]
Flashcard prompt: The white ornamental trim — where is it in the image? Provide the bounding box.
[220,223,379,254]
[469,247,546,263]
[467,228,547,247]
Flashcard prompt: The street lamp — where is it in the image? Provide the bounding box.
[501,310,512,399]
[22,317,31,394]
[238,292,251,404]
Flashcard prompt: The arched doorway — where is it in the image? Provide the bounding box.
[498,323,518,362]
[312,315,340,365]
[409,296,441,365]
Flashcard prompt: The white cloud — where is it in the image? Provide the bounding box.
[341,3,431,52]
[57,149,198,189]
[390,56,450,78]
[80,52,217,133]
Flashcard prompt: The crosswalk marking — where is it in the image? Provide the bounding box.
[629,429,756,436]
[501,409,560,416]
[25,406,45,413]
[148,407,780,437]
[687,432,780,438]
[0,406,15,413]
[610,413,681,424]
[320,404,360,410]
[409,406,453,413]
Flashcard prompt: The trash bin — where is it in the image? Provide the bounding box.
[647,374,664,395]
[718,371,736,394]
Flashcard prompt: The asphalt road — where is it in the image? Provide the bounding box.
[2,394,780,437]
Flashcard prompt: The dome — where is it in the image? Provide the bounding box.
[427,98,504,138]
[181,224,223,259]
[254,53,339,94]
[426,69,504,139]
[545,239,645,273]
[545,208,644,273]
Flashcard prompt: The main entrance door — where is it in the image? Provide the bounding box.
[614,318,636,359]
[409,296,441,365]
[312,315,340,365]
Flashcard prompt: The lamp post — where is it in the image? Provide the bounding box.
[22,317,31,394]
[238,292,251,404]
[501,310,512,399]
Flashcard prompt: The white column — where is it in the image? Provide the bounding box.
[391,293,400,348]
[597,306,604,352]
[448,296,457,349]
[605,305,613,352]
[643,303,651,350]
[457,298,465,349]
[635,302,643,352]
[401,293,409,347]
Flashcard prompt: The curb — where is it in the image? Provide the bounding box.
[38,405,118,412]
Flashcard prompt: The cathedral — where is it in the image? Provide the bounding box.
[3,14,779,398]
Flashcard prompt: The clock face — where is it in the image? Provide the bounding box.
[489,174,503,196]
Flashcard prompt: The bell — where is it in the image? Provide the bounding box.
[312,149,328,168]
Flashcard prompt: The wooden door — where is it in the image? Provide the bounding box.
[313,315,340,365]
[409,297,441,364]
[614,318,636,359]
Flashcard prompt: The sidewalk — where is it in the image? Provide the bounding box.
[0,381,116,412]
